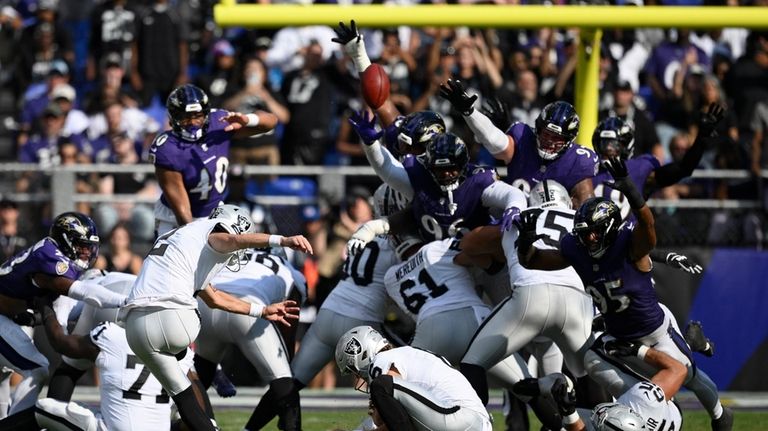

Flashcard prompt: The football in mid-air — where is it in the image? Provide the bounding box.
[361,64,390,109]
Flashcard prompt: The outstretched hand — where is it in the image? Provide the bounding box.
[438,79,477,116]
[603,156,645,209]
[514,210,546,261]
[332,20,361,46]
[262,300,300,327]
[222,112,249,132]
[282,235,314,255]
[698,103,725,138]
[481,97,512,131]
[349,110,383,146]
[666,252,703,274]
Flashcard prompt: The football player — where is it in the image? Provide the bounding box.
[592,104,725,221]
[515,341,689,431]
[121,204,311,431]
[0,212,126,414]
[245,184,403,431]
[194,248,308,431]
[0,296,194,431]
[346,129,527,242]
[518,159,732,431]
[150,84,278,236]
[336,326,492,431]
[440,79,598,207]
[456,180,595,430]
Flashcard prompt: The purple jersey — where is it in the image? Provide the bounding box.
[505,123,598,194]
[404,158,495,241]
[149,109,233,218]
[593,154,661,222]
[0,238,82,300]
[561,224,664,340]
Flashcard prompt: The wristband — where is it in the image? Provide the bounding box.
[562,411,580,425]
[268,234,284,247]
[248,303,265,318]
[637,345,649,361]
[246,113,260,127]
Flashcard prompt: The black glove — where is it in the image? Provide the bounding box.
[12,310,41,327]
[514,210,545,263]
[603,339,642,358]
[331,20,360,45]
[698,103,725,138]
[481,97,512,131]
[604,157,645,209]
[666,252,703,274]
[550,375,577,417]
[438,79,477,116]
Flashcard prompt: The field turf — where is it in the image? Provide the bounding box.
[215,408,768,430]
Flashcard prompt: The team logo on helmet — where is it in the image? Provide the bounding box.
[235,215,253,235]
[592,201,615,222]
[344,338,362,355]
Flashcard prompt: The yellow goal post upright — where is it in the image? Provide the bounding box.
[214,2,768,148]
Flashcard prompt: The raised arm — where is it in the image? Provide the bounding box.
[224,111,279,140]
[603,158,655,262]
[439,79,516,164]
[348,110,414,198]
[651,104,724,190]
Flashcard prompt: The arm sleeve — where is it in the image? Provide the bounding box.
[362,141,414,199]
[68,280,128,309]
[465,110,510,155]
[653,136,713,188]
[481,181,528,212]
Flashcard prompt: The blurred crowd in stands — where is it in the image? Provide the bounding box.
[0,0,766,254]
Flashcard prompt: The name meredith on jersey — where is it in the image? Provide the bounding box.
[395,251,424,281]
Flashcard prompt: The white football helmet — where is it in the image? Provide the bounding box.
[373,184,409,218]
[528,179,572,209]
[393,233,423,261]
[592,402,646,431]
[209,204,256,235]
[335,326,390,382]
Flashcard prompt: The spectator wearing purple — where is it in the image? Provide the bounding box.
[18,103,83,168]
[16,59,71,148]
[86,100,159,159]
[50,83,90,138]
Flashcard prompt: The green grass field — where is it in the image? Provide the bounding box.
[215,408,768,430]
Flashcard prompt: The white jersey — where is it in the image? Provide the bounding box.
[322,237,399,322]
[504,207,584,290]
[384,238,484,324]
[90,322,193,430]
[212,250,307,305]
[371,346,488,417]
[125,219,230,309]
[618,382,682,431]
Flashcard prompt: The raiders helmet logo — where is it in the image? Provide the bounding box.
[235,214,253,234]
[344,338,362,355]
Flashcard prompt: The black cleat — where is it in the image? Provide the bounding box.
[712,406,734,431]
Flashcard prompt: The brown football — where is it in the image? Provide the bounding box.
[361,64,390,109]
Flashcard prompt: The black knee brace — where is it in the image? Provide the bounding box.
[193,354,217,390]
[459,362,489,405]
[369,375,416,431]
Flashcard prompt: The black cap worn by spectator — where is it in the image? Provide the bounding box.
[0,199,18,210]
[103,52,122,69]
[616,80,633,92]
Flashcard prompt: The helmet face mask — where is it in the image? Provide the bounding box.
[573,198,622,258]
[535,101,580,161]
[424,133,469,191]
[592,402,647,431]
[50,212,100,271]
[593,117,635,161]
[167,84,211,142]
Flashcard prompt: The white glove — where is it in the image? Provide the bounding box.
[346,219,390,257]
